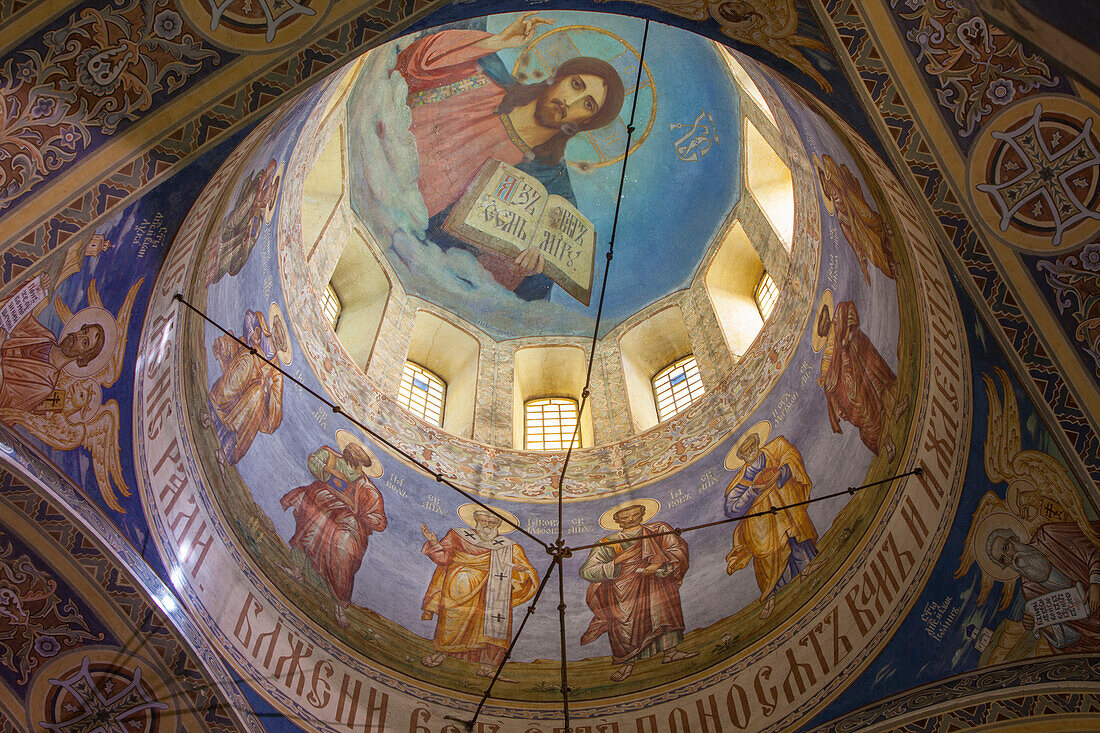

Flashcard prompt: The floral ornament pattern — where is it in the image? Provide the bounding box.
[890,0,1058,139]
[0,542,102,686]
[0,0,220,211]
[1037,241,1100,376]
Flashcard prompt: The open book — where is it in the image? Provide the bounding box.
[443,160,596,305]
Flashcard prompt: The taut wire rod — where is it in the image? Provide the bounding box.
[453,555,560,730]
[555,16,651,547]
[173,294,551,551]
[567,468,924,553]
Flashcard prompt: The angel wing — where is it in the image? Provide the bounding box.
[712,0,833,92]
[86,277,144,388]
[984,367,1100,545]
[0,405,86,449]
[81,399,130,513]
[954,491,1017,610]
[982,367,1022,486]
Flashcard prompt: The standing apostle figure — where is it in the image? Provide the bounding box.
[420,505,539,678]
[280,432,387,627]
[580,500,696,682]
[723,422,818,619]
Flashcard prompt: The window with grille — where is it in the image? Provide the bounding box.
[754,273,779,320]
[524,397,580,451]
[653,355,705,422]
[398,362,446,426]
[321,282,342,328]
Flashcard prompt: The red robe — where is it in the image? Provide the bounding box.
[1023,522,1100,653]
[819,300,896,454]
[280,451,387,605]
[580,522,689,664]
[396,30,526,218]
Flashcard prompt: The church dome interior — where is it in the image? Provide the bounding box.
[1,1,1098,732]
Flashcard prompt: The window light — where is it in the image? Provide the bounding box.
[525,398,580,451]
[754,272,779,320]
[321,282,342,329]
[398,362,446,426]
[653,355,705,422]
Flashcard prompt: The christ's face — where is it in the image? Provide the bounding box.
[534,74,609,129]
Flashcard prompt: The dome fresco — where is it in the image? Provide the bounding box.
[2,1,1099,732]
[345,13,742,339]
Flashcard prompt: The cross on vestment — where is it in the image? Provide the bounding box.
[493,613,505,622]
[495,572,508,581]
[492,538,505,545]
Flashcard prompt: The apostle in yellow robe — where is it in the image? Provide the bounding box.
[724,427,818,618]
[419,506,539,678]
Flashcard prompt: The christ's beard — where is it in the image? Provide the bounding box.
[476,527,499,542]
[533,96,566,131]
[1012,544,1052,583]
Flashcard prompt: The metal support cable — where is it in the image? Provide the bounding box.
[555,17,651,546]
[566,468,923,552]
[173,294,551,552]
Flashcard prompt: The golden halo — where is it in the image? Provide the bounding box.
[268,303,292,365]
[814,154,835,216]
[335,429,383,478]
[457,503,520,534]
[973,511,1029,583]
[60,306,117,379]
[724,421,772,471]
[811,289,835,353]
[598,498,661,531]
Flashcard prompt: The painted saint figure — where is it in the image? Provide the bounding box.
[420,505,539,678]
[815,154,896,283]
[205,158,281,287]
[815,293,908,462]
[280,432,387,626]
[986,522,1100,653]
[201,305,290,465]
[396,14,625,299]
[0,274,104,411]
[723,423,818,619]
[580,500,696,682]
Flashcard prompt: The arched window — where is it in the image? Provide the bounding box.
[321,282,342,328]
[652,355,705,422]
[398,361,446,426]
[754,272,779,320]
[524,397,580,451]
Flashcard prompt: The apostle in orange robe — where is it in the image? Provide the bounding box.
[724,432,818,619]
[204,310,284,465]
[420,509,539,677]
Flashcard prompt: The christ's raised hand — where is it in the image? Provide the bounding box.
[481,12,555,51]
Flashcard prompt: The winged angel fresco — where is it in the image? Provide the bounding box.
[626,0,833,92]
[0,278,143,512]
[956,367,1100,612]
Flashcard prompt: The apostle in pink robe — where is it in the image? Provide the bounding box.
[580,504,696,681]
[816,300,908,462]
[281,443,387,626]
